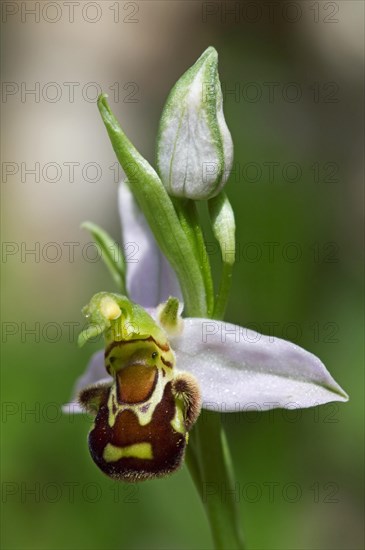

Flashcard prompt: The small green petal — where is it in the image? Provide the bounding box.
[157,296,183,336]
[208,192,235,319]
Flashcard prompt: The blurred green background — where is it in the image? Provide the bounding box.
[1,1,364,549]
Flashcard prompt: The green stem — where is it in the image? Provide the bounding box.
[174,199,215,317]
[213,262,234,320]
[184,433,203,497]
[185,302,244,549]
[197,413,244,549]
[186,414,244,549]
[98,94,207,317]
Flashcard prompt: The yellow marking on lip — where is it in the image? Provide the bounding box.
[170,398,185,435]
[103,442,153,462]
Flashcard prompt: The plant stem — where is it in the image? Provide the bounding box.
[185,292,244,549]
[213,261,234,320]
[173,199,215,317]
[98,94,208,317]
[186,414,244,549]
[197,412,244,549]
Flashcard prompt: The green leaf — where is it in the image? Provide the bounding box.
[208,192,235,319]
[97,94,208,317]
[81,221,127,295]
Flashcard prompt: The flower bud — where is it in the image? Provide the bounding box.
[157,47,233,200]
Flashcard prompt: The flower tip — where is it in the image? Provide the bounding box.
[77,333,87,348]
[338,387,350,401]
[98,92,109,102]
[97,93,110,113]
[62,402,82,414]
[326,379,349,402]
[80,220,93,231]
[200,45,218,62]
[100,296,121,321]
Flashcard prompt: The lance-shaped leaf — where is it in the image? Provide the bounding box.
[98,94,207,317]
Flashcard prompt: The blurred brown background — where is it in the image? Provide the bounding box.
[1,1,364,549]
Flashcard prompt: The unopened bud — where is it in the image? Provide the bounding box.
[157,47,233,200]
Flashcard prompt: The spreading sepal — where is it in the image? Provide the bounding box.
[118,182,182,306]
[172,318,349,410]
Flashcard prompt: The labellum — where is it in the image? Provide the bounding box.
[77,293,201,482]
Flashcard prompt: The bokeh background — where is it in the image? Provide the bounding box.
[1,1,364,549]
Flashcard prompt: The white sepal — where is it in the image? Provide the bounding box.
[64,317,348,414]
[172,318,349,411]
[63,351,112,413]
[118,182,182,306]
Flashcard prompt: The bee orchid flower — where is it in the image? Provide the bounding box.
[65,183,348,420]
[64,47,349,548]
